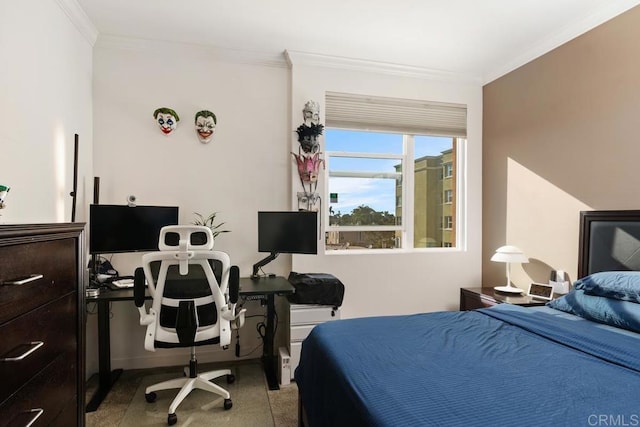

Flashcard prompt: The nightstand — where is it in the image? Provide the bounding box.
[460,287,551,311]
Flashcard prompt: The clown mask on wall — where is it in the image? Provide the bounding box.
[194,110,217,143]
[153,107,180,136]
[0,185,9,209]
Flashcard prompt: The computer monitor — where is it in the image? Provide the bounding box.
[252,211,318,277]
[89,204,179,255]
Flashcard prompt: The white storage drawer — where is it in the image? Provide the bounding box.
[290,342,302,378]
[288,303,341,380]
[290,305,339,324]
[290,324,316,342]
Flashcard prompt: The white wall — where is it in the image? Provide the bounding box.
[89,40,484,374]
[287,53,484,318]
[89,39,293,373]
[0,0,94,224]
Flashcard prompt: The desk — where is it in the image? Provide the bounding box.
[239,276,295,391]
[85,275,293,412]
[85,288,137,412]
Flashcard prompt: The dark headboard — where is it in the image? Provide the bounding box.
[578,210,640,278]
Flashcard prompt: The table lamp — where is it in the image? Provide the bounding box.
[491,245,529,293]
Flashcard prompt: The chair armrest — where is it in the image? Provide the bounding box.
[221,307,246,330]
[138,306,155,325]
[134,267,146,307]
[229,265,240,304]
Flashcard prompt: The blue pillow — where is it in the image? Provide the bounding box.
[547,289,640,333]
[573,271,640,304]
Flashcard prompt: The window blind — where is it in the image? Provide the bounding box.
[325,92,467,137]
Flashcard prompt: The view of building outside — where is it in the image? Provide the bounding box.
[407,144,456,248]
[325,129,457,250]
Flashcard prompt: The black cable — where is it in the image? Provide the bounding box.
[273,308,278,336]
[238,343,263,358]
[235,330,240,357]
[256,321,267,343]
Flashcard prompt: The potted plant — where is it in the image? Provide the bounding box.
[192,211,230,238]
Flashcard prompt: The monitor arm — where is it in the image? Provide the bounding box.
[252,252,279,278]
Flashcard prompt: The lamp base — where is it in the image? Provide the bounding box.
[494,285,524,294]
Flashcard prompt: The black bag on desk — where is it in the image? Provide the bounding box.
[287,272,345,307]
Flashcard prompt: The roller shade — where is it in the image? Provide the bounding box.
[325,91,467,137]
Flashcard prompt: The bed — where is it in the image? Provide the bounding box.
[295,210,640,426]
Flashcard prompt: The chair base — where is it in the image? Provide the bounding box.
[145,368,233,417]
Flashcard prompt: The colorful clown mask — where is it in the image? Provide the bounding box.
[0,185,9,209]
[194,110,217,143]
[153,107,180,136]
[292,152,325,182]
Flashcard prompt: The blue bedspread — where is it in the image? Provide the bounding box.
[295,305,640,426]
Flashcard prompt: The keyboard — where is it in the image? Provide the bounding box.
[111,278,134,288]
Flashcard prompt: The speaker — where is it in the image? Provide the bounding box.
[70,134,79,222]
[278,346,291,386]
[93,177,100,204]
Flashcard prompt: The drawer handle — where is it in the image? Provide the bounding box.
[24,408,44,427]
[2,274,44,286]
[1,341,44,362]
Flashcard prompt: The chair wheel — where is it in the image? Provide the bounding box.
[226,374,235,384]
[224,398,233,410]
[145,392,157,403]
[168,413,177,425]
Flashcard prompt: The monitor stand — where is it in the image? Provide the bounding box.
[252,252,279,279]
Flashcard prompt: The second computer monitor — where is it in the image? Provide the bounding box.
[258,211,318,255]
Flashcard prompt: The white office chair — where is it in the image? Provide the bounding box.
[133,225,246,426]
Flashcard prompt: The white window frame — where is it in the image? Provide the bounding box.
[324,133,466,253]
[325,148,405,248]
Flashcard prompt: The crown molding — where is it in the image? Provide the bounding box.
[285,50,482,85]
[95,35,288,68]
[55,0,98,46]
[484,1,640,84]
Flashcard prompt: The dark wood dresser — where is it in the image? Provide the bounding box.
[0,223,85,426]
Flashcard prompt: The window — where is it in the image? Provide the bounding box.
[444,216,453,229]
[444,189,453,204]
[325,130,403,249]
[324,92,466,251]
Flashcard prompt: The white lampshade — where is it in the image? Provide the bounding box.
[490,245,529,264]
[492,245,528,294]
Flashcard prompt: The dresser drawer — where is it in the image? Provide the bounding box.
[0,238,77,325]
[0,351,77,427]
[50,397,81,427]
[0,293,77,404]
[290,305,339,325]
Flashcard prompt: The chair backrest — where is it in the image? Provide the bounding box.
[140,225,233,350]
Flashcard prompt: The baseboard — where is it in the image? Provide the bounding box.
[110,348,253,371]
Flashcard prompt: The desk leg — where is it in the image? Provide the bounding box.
[86,299,123,412]
[261,293,279,390]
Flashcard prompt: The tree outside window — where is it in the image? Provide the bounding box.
[325,129,462,250]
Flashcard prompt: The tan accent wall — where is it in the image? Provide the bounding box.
[483,6,640,288]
